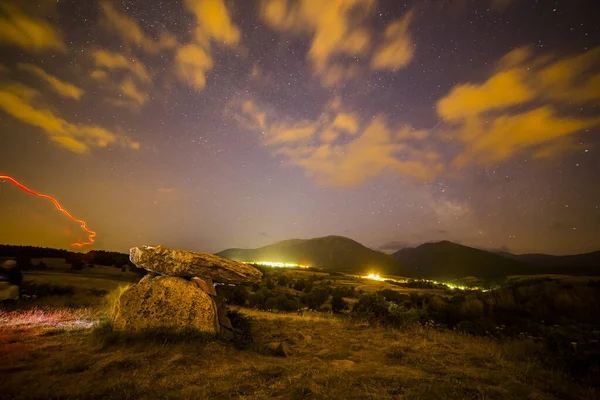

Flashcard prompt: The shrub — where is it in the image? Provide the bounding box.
[332,286,356,298]
[21,282,75,297]
[264,297,277,310]
[227,309,253,349]
[293,279,307,292]
[277,275,288,287]
[217,284,249,306]
[306,287,329,309]
[330,294,347,313]
[352,293,389,320]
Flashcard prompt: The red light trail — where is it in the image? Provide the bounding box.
[0,175,96,247]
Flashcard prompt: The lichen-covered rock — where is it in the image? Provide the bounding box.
[191,277,216,296]
[129,245,262,285]
[113,276,219,334]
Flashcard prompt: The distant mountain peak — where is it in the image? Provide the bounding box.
[217,235,394,273]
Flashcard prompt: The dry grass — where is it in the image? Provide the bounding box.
[1,305,595,400]
[0,307,100,334]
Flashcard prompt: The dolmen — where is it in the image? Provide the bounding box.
[113,245,262,335]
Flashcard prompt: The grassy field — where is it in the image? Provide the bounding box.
[2,306,596,399]
[0,260,598,399]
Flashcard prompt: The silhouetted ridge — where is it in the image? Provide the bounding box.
[216,236,394,273]
[391,241,531,280]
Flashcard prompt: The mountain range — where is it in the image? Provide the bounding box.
[216,236,600,280]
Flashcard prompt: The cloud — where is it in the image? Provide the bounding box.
[174,44,214,91]
[260,0,375,87]
[184,0,241,46]
[438,46,600,167]
[17,63,84,100]
[437,69,533,121]
[451,107,600,167]
[0,4,66,53]
[99,1,177,54]
[91,50,152,111]
[118,77,148,107]
[379,240,411,252]
[0,81,139,153]
[537,47,600,104]
[371,11,415,71]
[174,0,241,91]
[91,50,151,83]
[228,98,443,187]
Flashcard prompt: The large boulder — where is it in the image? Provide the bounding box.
[113,275,219,334]
[129,245,262,285]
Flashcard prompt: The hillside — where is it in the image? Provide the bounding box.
[392,241,532,280]
[216,235,395,274]
[497,251,600,275]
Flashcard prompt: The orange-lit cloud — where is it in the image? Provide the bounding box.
[174,44,214,91]
[437,69,533,121]
[118,77,148,108]
[90,50,152,111]
[17,63,84,100]
[174,0,241,91]
[99,1,177,54]
[0,81,140,153]
[184,0,241,46]
[260,0,375,87]
[229,97,442,186]
[451,107,600,167]
[537,47,600,103]
[438,46,600,166]
[0,4,66,53]
[371,11,415,71]
[91,50,151,83]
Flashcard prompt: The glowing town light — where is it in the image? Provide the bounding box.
[364,273,383,281]
[0,175,96,247]
[244,261,310,268]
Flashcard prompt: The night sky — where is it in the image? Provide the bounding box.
[1,0,599,255]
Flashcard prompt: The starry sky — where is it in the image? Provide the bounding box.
[0,0,599,255]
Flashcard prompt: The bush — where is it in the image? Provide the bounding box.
[227,309,253,349]
[293,279,307,292]
[217,285,249,306]
[21,282,75,297]
[264,297,277,310]
[305,287,329,309]
[330,294,347,313]
[352,293,389,320]
[332,286,356,298]
[277,275,288,287]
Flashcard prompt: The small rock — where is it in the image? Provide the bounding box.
[191,277,217,296]
[219,315,233,330]
[266,341,291,357]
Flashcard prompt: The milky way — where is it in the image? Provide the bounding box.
[0,0,599,255]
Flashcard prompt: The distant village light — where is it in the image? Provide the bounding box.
[364,273,383,281]
[244,261,310,268]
